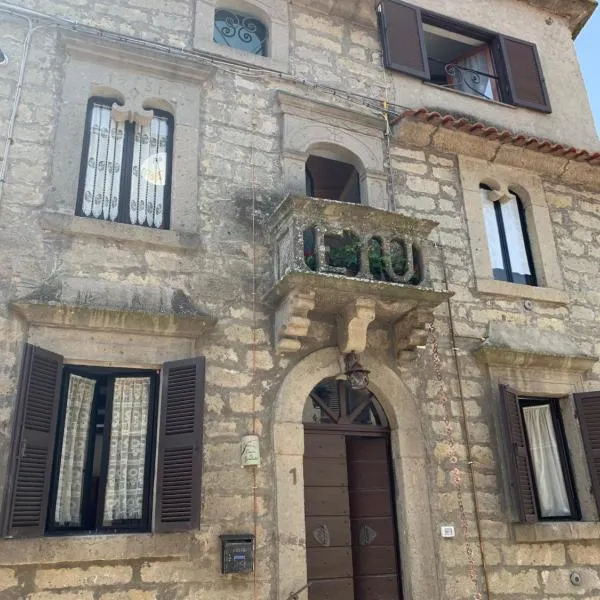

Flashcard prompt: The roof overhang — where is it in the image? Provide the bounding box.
[521,0,597,38]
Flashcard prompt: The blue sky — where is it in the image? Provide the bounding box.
[576,8,600,138]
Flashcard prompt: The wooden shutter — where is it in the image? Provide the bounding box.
[155,357,205,532]
[498,35,551,113]
[499,385,538,523]
[574,392,600,515]
[2,344,63,537]
[378,0,430,80]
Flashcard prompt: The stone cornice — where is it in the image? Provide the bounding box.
[522,0,597,38]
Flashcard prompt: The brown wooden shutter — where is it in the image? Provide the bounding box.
[378,0,430,80]
[574,391,600,515]
[498,35,551,113]
[155,357,205,532]
[499,385,538,523]
[2,344,63,537]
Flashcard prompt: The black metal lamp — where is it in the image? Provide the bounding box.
[344,351,370,390]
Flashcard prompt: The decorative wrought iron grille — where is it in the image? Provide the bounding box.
[213,9,268,56]
[429,57,500,100]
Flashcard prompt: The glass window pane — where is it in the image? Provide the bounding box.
[54,375,96,527]
[481,188,505,276]
[213,10,268,56]
[82,103,124,222]
[103,377,151,525]
[522,404,571,518]
[130,115,170,228]
[501,195,531,279]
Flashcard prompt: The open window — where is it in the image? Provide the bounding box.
[378,0,551,112]
[481,185,536,286]
[1,345,205,538]
[305,155,361,204]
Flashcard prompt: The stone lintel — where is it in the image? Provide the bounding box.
[11,300,217,339]
[337,297,376,353]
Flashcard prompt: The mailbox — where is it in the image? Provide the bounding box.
[221,534,255,574]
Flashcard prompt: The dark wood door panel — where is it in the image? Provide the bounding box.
[305,486,350,516]
[354,574,401,599]
[349,490,392,518]
[351,516,397,547]
[304,458,348,487]
[305,433,346,458]
[347,460,390,490]
[352,546,398,576]
[308,578,354,600]
[306,516,351,548]
[346,437,388,461]
[307,547,353,580]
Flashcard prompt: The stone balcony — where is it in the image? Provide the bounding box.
[264,195,452,362]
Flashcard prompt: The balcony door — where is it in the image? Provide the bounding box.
[303,379,403,600]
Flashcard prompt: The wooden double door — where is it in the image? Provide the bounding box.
[304,431,402,600]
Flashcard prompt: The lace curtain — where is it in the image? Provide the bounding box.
[54,375,96,526]
[522,405,571,518]
[103,377,150,524]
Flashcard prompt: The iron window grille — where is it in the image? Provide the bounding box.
[76,97,174,230]
[213,9,268,56]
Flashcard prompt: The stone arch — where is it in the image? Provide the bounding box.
[273,347,440,600]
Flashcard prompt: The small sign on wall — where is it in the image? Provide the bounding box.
[241,434,261,467]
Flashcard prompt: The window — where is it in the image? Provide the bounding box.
[76,97,174,229]
[213,9,268,56]
[305,155,361,204]
[377,0,551,112]
[1,345,205,537]
[501,385,600,523]
[480,185,536,286]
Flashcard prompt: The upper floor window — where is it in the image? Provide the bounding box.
[76,98,174,229]
[481,185,536,286]
[378,0,551,112]
[213,9,268,56]
[305,155,361,204]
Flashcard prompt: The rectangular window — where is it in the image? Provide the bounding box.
[76,98,174,229]
[1,345,205,538]
[378,0,551,112]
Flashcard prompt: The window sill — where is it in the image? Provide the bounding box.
[0,531,192,566]
[513,522,600,543]
[40,212,201,252]
[193,40,288,73]
[474,278,569,305]
[422,81,518,110]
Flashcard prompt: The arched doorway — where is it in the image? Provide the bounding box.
[302,377,403,600]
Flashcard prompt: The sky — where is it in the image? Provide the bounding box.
[576,9,600,138]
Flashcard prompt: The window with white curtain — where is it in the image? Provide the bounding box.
[76,97,174,229]
[480,185,537,285]
[49,366,158,533]
[521,398,578,520]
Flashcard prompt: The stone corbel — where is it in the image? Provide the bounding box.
[394,307,434,363]
[111,103,131,123]
[274,291,316,353]
[337,297,376,354]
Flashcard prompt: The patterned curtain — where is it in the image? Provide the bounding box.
[81,103,125,221]
[103,377,150,524]
[55,375,96,526]
[129,115,170,228]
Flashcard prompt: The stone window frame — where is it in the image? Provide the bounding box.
[458,156,568,304]
[194,0,289,72]
[278,91,389,210]
[274,347,440,600]
[46,36,210,246]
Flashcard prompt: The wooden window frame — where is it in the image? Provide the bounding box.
[378,0,551,112]
[75,97,174,230]
[519,397,580,522]
[46,366,159,536]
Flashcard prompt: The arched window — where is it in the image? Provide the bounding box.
[305,155,361,204]
[213,9,268,56]
[480,184,536,285]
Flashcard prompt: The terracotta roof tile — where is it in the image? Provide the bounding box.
[395,108,600,166]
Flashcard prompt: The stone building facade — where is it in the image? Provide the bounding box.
[0,0,599,599]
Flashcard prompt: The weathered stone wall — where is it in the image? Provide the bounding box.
[0,0,599,599]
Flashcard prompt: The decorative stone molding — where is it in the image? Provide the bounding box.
[274,291,316,353]
[394,307,434,363]
[337,297,376,353]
